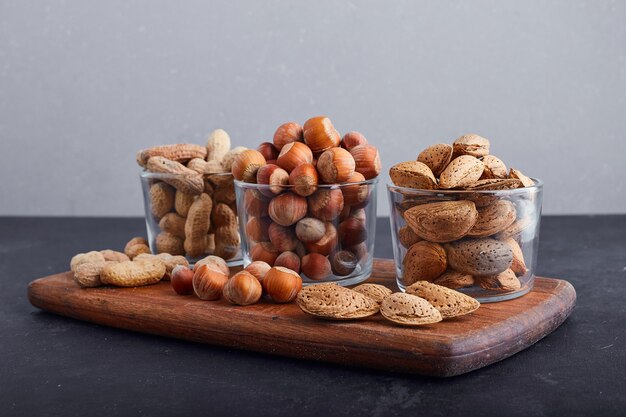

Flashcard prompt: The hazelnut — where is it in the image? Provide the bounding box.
[276,142,313,173]
[295,217,326,243]
[301,253,332,280]
[194,255,230,276]
[244,190,270,218]
[274,251,301,273]
[330,250,358,276]
[350,144,381,180]
[192,264,229,301]
[268,222,299,252]
[250,241,280,265]
[347,242,368,262]
[341,172,368,206]
[171,265,195,295]
[244,261,272,283]
[268,192,308,226]
[304,222,338,256]
[317,147,356,184]
[222,271,262,305]
[288,163,318,197]
[338,217,368,247]
[256,164,289,196]
[341,131,368,151]
[308,189,344,221]
[256,142,279,161]
[231,149,267,183]
[273,122,304,151]
[303,116,341,154]
[263,266,303,303]
[295,241,307,258]
[245,216,271,242]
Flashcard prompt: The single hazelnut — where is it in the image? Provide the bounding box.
[350,144,381,180]
[263,266,303,303]
[276,142,313,173]
[341,172,368,206]
[268,222,299,252]
[308,189,344,221]
[295,217,326,243]
[347,242,368,262]
[301,253,332,280]
[338,217,368,247]
[317,147,356,184]
[257,142,279,161]
[268,192,308,226]
[273,122,304,151]
[250,241,280,265]
[222,270,262,306]
[304,222,338,256]
[256,164,290,196]
[303,116,341,154]
[244,261,272,283]
[194,255,230,276]
[245,216,271,242]
[274,251,301,273]
[330,250,358,276]
[171,265,195,295]
[288,163,318,197]
[244,190,270,218]
[192,264,229,301]
[341,131,368,151]
[231,149,267,183]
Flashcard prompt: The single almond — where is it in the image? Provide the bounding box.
[379,293,442,326]
[452,134,490,157]
[296,283,379,320]
[416,143,453,177]
[481,155,508,179]
[389,161,437,189]
[509,168,535,187]
[403,200,478,243]
[467,200,517,237]
[352,283,393,305]
[439,155,485,189]
[402,241,447,286]
[433,270,475,289]
[445,238,513,276]
[504,237,528,276]
[479,269,521,291]
[405,281,480,318]
[398,225,422,247]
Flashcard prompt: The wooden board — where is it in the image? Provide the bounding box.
[27,259,576,377]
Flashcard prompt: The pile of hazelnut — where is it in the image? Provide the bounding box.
[171,256,302,305]
[230,116,382,281]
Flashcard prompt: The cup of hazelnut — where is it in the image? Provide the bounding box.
[232,116,381,286]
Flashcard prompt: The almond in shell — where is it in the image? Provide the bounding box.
[417,143,453,177]
[296,283,379,320]
[479,269,521,291]
[403,200,478,243]
[405,281,480,318]
[509,168,535,187]
[402,241,447,285]
[467,199,517,237]
[452,134,490,158]
[379,292,442,326]
[433,270,475,289]
[504,237,528,276]
[438,155,484,189]
[389,161,437,189]
[445,238,513,276]
[480,155,508,179]
[352,283,393,305]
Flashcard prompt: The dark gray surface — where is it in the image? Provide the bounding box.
[1,216,624,417]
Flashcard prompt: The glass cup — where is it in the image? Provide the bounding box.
[140,171,242,265]
[387,179,543,302]
[234,178,379,286]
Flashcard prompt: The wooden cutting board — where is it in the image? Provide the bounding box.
[27,258,575,377]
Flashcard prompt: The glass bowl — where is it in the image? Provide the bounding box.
[387,178,543,302]
[140,171,242,265]
[234,178,379,286]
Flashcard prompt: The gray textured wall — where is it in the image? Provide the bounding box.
[1,0,624,216]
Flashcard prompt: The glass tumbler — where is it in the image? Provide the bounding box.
[234,178,379,286]
[387,179,543,302]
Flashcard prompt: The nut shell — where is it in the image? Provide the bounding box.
[288,163,318,197]
[402,241,447,286]
[263,266,303,303]
[317,147,356,184]
[273,122,304,151]
[231,149,267,183]
[303,116,341,154]
[276,142,314,173]
[192,264,229,300]
[244,261,272,283]
[350,145,381,180]
[222,271,263,305]
[268,192,308,226]
[301,253,332,280]
[308,189,344,222]
[341,131,368,151]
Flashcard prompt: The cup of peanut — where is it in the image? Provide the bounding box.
[138,130,248,265]
[232,116,381,286]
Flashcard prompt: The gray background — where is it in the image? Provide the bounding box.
[1,0,624,216]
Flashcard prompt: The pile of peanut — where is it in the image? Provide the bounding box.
[137,130,246,260]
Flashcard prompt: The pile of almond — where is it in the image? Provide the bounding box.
[137,130,247,261]
[297,280,480,326]
[231,116,381,281]
[389,134,537,293]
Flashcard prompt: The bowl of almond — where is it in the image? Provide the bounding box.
[232,116,381,286]
[387,134,542,302]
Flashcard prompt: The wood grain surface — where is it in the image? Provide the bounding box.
[27,258,576,377]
